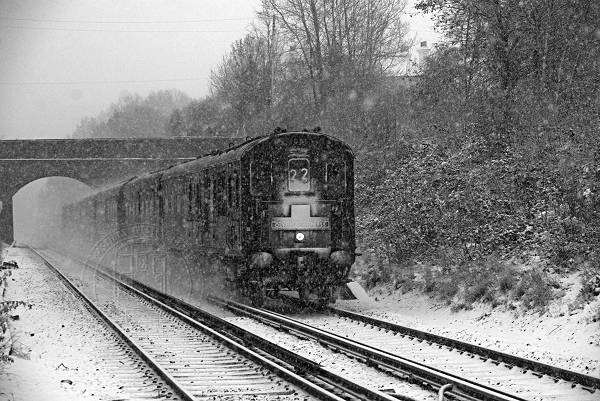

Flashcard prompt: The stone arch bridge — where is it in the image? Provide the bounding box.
[0,137,239,244]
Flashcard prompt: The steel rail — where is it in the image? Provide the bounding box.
[29,247,197,401]
[280,293,600,391]
[109,276,405,401]
[50,249,405,401]
[210,296,528,401]
[323,303,600,391]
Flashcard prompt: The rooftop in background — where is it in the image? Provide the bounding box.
[398,1,444,74]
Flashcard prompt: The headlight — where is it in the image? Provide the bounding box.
[295,232,305,242]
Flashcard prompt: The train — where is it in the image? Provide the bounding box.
[60,130,356,306]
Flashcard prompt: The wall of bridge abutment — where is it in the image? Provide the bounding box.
[0,197,13,245]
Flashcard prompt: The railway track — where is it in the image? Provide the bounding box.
[30,248,407,401]
[30,247,193,401]
[210,295,600,401]
[322,302,600,390]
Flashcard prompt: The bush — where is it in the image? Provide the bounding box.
[422,265,436,293]
[579,258,600,301]
[593,305,600,323]
[358,255,411,291]
[364,256,559,311]
[436,279,459,301]
[1,266,31,362]
[464,282,490,304]
[498,268,518,293]
[511,269,555,310]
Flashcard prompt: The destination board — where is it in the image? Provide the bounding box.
[271,217,330,230]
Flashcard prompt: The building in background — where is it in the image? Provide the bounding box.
[397,40,433,75]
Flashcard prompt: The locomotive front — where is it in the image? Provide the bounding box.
[242,132,355,302]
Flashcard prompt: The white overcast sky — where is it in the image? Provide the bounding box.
[0,0,439,140]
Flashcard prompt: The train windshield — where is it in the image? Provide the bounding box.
[288,158,310,192]
[325,161,346,196]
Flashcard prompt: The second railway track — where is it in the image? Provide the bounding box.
[319,301,600,390]
[209,295,600,401]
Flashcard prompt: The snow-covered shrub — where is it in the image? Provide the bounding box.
[0,259,31,363]
[579,257,600,301]
[511,269,556,310]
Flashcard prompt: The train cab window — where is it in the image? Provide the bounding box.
[250,161,272,196]
[214,171,226,216]
[288,158,310,192]
[188,182,194,216]
[228,171,239,209]
[202,176,211,224]
[195,182,201,213]
[325,161,346,196]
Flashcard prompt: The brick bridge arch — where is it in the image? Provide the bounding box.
[0,137,240,244]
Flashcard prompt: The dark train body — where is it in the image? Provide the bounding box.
[61,131,355,304]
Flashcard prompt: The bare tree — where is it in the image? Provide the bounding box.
[417,0,600,142]
[260,0,411,114]
[72,90,191,138]
[210,33,273,134]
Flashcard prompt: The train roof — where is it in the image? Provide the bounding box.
[159,131,352,180]
[72,131,351,204]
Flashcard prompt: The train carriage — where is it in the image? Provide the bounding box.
[61,131,356,305]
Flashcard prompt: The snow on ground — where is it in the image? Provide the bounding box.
[2,242,597,400]
[0,247,138,401]
[336,278,600,378]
